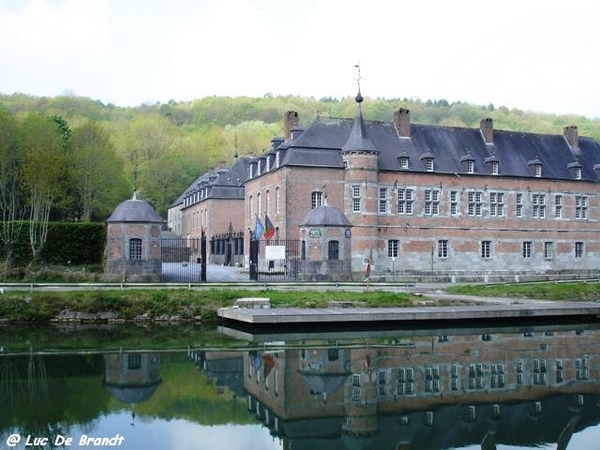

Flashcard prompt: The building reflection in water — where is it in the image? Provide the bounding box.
[103,352,162,425]
[212,325,600,450]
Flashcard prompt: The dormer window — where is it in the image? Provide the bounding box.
[257,160,262,176]
[266,156,271,172]
[276,151,280,168]
[425,158,434,172]
[527,158,542,178]
[491,161,499,175]
[249,164,254,179]
[485,155,499,175]
[398,154,410,169]
[567,161,582,180]
[460,153,475,174]
[420,150,435,172]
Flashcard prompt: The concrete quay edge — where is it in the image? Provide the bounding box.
[217,301,600,325]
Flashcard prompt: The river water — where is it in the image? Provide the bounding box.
[1,320,600,450]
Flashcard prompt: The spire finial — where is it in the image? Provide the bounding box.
[354,63,363,103]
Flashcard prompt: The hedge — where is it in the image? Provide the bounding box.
[0,221,106,266]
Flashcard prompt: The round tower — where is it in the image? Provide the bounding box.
[340,92,380,280]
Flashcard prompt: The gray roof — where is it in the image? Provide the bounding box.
[299,205,351,227]
[106,197,163,223]
[266,109,600,181]
[341,93,378,154]
[179,157,250,210]
[104,382,161,404]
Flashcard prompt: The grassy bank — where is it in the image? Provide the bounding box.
[0,288,417,323]
[446,281,600,301]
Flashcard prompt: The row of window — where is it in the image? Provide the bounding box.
[248,187,282,219]
[365,187,590,220]
[351,356,590,400]
[388,240,586,259]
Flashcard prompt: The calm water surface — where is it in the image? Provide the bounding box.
[1,322,600,450]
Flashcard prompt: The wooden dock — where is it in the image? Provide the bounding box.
[217,301,600,326]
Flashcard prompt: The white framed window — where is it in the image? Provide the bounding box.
[425,158,434,172]
[388,240,399,258]
[399,156,409,169]
[450,190,458,215]
[575,195,588,219]
[438,240,448,258]
[489,192,504,217]
[491,161,499,175]
[275,187,280,213]
[311,191,323,209]
[424,189,440,215]
[379,188,387,214]
[467,160,474,174]
[468,191,483,217]
[516,193,523,217]
[352,185,361,213]
[481,240,491,258]
[523,241,532,258]
[555,195,562,218]
[532,194,546,218]
[265,190,270,214]
[397,188,414,215]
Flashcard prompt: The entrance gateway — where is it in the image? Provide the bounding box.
[249,239,300,281]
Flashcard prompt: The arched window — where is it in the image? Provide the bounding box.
[129,238,142,260]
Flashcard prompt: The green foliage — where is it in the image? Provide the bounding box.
[0,221,105,269]
[1,92,600,224]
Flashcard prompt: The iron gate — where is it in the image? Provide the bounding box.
[249,239,300,282]
[161,233,206,282]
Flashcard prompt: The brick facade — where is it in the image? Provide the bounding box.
[173,100,600,282]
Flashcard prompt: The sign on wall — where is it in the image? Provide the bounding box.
[265,245,286,260]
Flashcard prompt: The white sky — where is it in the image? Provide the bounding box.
[1,0,599,118]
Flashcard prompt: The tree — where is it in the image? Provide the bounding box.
[19,113,69,263]
[69,121,131,221]
[0,108,25,268]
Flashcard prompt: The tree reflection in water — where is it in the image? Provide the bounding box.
[1,323,600,450]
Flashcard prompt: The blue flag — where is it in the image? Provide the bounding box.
[254,216,264,240]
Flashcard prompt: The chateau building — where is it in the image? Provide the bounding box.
[171,94,600,282]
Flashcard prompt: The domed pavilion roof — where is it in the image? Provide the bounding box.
[106,193,163,223]
[299,205,351,227]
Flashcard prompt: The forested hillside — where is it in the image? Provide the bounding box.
[2,92,599,222]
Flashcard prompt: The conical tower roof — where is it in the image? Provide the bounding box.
[341,91,378,153]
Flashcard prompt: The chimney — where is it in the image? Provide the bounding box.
[563,125,580,151]
[480,118,494,144]
[285,111,299,140]
[394,108,411,138]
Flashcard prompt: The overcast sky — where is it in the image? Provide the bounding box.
[1,0,599,118]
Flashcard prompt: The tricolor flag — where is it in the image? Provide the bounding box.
[264,214,275,240]
[254,216,264,240]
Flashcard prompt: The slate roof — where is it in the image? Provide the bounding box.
[106,195,163,223]
[272,109,600,181]
[299,205,352,227]
[179,156,250,210]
